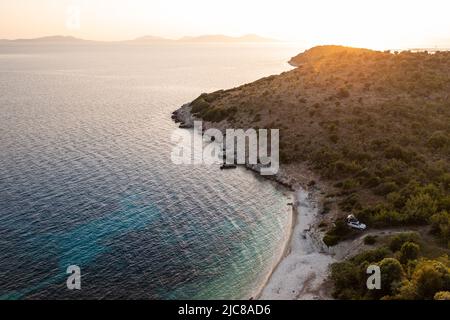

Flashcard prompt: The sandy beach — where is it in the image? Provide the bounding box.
[259,188,336,300]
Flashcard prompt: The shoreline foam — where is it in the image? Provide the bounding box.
[252,192,296,300]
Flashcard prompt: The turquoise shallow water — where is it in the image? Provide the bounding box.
[0,43,299,299]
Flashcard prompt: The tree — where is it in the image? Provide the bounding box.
[430,211,450,247]
[412,260,450,299]
[395,280,418,300]
[404,193,438,223]
[330,262,362,299]
[400,242,420,264]
[434,291,450,300]
[389,233,420,252]
[379,258,404,296]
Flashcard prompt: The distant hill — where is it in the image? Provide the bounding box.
[1,36,91,43]
[128,35,173,43]
[178,34,279,43]
[0,34,280,44]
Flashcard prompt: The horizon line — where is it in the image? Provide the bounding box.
[0,33,288,43]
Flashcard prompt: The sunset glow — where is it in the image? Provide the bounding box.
[1,0,450,49]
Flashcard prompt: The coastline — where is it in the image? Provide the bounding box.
[259,187,335,300]
[172,103,337,300]
[252,191,296,300]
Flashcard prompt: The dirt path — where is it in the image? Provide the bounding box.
[330,227,427,260]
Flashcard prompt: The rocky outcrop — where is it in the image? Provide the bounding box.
[172,103,195,129]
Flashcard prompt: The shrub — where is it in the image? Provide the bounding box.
[202,108,226,122]
[384,145,411,163]
[430,211,450,247]
[204,90,223,103]
[374,182,399,196]
[323,219,352,246]
[379,258,405,296]
[253,113,261,122]
[373,209,405,227]
[364,235,378,245]
[389,233,421,252]
[341,179,360,191]
[332,160,362,176]
[323,234,340,247]
[395,280,418,300]
[366,175,382,188]
[440,173,450,190]
[412,259,450,299]
[434,291,450,300]
[329,134,339,143]
[403,193,438,223]
[400,242,420,264]
[339,194,361,212]
[312,148,340,169]
[428,131,449,149]
[191,96,210,114]
[351,247,390,265]
[337,87,350,98]
[330,262,362,299]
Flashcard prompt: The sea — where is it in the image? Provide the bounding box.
[0,42,301,299]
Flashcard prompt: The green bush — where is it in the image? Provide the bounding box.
[400,242,420,264]
[430,211,450,247]
[191,96,210,114]
[403,193,438,223]
[373,209,405,227]
[434,291,450,300]
[330,262,362,299]
[389,233,421,252]
[440,173,450,190]
[412,259,450,299]
[379,258,405,296]
[323,234,340,247]
[339,194,361,212]
[332,160,362,176]
[204,90,223,103]
[342,179,360,190]
[364,235,378,245]
[374,182,399,196]
[329,134,339,143]
[384,144,412,163]
[323,219,353,247]
[428,131,449,149]
[351,247,390,265]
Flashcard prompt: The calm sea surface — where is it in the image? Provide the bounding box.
[0,43,300,299]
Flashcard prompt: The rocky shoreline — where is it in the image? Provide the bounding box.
[171,103,195,128]
[172,103,298,191]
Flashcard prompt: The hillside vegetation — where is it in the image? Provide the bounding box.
[188,45,450,299]
[331,232,450,300]
[190,45,450,250]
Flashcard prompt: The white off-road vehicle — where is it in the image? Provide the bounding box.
[347,215,367,231]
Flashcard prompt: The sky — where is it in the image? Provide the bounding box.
[1,0,450,49]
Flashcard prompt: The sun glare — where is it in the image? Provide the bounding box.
[1,0,450,48]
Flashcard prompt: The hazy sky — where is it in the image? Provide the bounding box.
[1,0,450,48]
